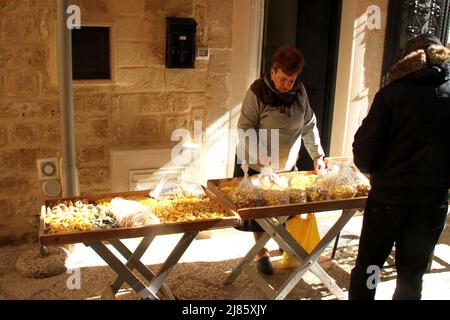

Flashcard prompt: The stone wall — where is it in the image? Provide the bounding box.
[0,0,233,244]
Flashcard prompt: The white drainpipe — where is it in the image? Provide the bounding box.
[57,0,79,197]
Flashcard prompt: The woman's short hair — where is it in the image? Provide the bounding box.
[272,45,305,75]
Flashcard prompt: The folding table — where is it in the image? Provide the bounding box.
[39,189,241,300]
[208,178,367,300]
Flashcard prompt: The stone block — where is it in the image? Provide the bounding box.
[0,125,7,146]
[26,0,55,9]
[1,15,41,43]
[0,100,59,119]
[84,94,111,113]
[164,115,190,142]
[144,0,165,15]
[194,4,207,46]
[0,46,46,69]
[113,95,141,144]
[79,166,109,186]
[0,0,21,12]
[91,118,109,138]
[168,93,191,113]
[188,93,208,108]
[73,0,110,15]
[11,101,40,118]
[12,120,61,145]
[13,123,37,144]
[110,0,144,15]
[141,93,168,114]
[116,67,165,92]
[16,192,43,217]
[0,101,21,118]
[207,74,230,109]
[43,122,61,144]
[41,101,60,119]
[0,174,30,195]
[77,145,107,164]
[117,42,150,67]
[113,125,125,145]
[207,0,233,48]
[116,41,163,67]
[165,0,193,16]
[135,116,162,142]
[115,17,154,41]
[0,199,14,218]
[0,148,56,171]
[209,49,232,74]
[165,69,207,91]
[3,71,39,97]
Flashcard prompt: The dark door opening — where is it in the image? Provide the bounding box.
[262,0,342,171]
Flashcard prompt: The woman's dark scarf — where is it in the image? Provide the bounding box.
[250,72,302,114]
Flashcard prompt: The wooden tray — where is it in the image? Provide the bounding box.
[207,177,368,221]
[39,188,241,247]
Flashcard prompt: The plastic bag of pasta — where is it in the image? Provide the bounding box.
[110,198,160,227]
[353,170,371,197]
[232,162,265,208]
[150,177,206,200]
[252,164,290,206]
[327,165,358,200]
[305,169,331,202]
[289,172,317,204]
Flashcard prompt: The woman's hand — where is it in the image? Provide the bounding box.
[314,156,326,172]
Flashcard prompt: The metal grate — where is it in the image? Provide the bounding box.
[405,0,449,39]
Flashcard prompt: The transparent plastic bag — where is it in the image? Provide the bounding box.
[110,198,160,228]
[150,178,206,200]
[305,169,331,202]
[289,172,316,204]
[327,165,358,200]
[232,163,265,208]
[353,170,371,197]
[252,162,290,206]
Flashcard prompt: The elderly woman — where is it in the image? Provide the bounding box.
[234,45,325,275]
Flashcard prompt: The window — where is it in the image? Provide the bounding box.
[72,26,111,80]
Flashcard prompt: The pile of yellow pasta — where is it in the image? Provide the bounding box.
[45,200,117,234]
[129,196,230,223]
[45,195,232,234]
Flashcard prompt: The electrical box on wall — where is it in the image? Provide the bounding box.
[37,158,62,198]
[165,17,197,69]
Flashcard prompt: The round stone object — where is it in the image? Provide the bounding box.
[16,247,69,278]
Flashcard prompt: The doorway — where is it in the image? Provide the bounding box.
[262,0,342,170]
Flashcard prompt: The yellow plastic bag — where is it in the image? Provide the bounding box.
[282,213,321,268]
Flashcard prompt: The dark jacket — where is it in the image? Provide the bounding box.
[353,45,450,205]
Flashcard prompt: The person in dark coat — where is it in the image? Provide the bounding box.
[350,34,450,300]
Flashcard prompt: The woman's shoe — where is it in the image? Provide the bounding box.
[256,256,274,275]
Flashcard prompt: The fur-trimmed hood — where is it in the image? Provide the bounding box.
[387,45,450,85]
